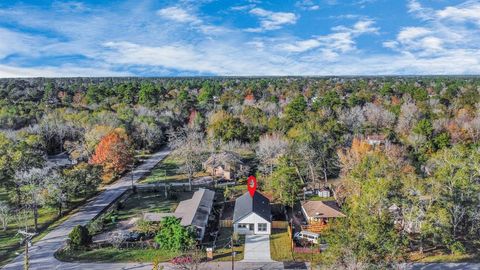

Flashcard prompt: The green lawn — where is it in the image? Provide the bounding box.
[140,155,209,184]
[410,248,480,263]
[0,188,93,267]
[212,228,245,261]
[270,229,322,264]
[140,156,187,184]
[115,191,192,221]
[56,247,180,263]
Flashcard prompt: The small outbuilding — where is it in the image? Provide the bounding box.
[233,191,271,235]
[366,134,388,146]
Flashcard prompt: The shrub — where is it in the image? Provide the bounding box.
[87,218,103,235]
[449,241,466,255]
[68,225,91,249]
[155,216,195,251]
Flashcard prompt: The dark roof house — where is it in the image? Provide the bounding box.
[233,191,271,223]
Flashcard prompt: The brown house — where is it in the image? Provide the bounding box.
[203,151,247,180]
[301,200,345,226]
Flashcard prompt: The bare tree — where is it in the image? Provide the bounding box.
[363,103,396,131]
[396,101,420,136]
[15,168,49,232]
[0,201,10,231]
[168,127,205,191]
[338,106,365,132]
[44,171,69,217]
[256,133,289,175]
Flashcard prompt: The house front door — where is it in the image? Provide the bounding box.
[249,224,254,231]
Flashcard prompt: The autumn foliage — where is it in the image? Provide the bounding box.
[89,128,133,182]
[337,137,372,176]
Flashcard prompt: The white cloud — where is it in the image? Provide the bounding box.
[0,28,36,59]
[436,3,480,25]
[0,64,128,78]
[295,0,320,10]
[53,1,90,13]
[0,0,480,77]
[397,27,431,42]
[352,20,378,33]
[156,7,201,24]
[246,8,298,32]
[231,4,256,11]
[386,1,480,58]
[279,19,377,54]
[280,39,321,52]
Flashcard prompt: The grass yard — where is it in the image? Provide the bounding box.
[115,190,193,221]
[0,187,93,267]
[410,249,480,263]
[212,228,245,261]
[56,247,180,263]
[140,155,208,184]
[270,229,322,264]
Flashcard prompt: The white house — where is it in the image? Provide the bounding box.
[233,191,271,235]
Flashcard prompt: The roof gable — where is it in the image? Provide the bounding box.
[233,191,271,223]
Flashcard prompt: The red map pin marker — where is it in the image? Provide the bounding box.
[247,175,257,197]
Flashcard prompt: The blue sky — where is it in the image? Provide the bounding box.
[0,0,479,77]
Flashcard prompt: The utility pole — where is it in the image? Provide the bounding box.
[231,236,235,270]
[18,230,36,270]
[130,161,135,190]
[163,170,168,198]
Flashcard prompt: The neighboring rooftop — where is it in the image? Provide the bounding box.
[233,191,271,223]
[46,152,74,168]
[143,188,215,228]
[175,188,215,227]
[302,200,346,219]
[203,151,243,168]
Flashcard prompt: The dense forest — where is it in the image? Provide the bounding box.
[1,76,480,268]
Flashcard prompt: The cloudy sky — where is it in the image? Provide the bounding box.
[0,0,479,77]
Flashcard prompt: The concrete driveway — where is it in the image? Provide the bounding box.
[242,235,274,262]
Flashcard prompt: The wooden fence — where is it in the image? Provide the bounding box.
[293,246,320,254]
[219,220,233,228]
[272,221,288,229]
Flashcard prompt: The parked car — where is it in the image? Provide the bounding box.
[294,231,320,244]
[124,231,144,242]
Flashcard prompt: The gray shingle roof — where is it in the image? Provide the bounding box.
[143,188,215,229]
[175,188,215,227]
[233,191,271,223]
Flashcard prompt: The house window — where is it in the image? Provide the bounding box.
[238,224,248,229]
[258,223,267,232]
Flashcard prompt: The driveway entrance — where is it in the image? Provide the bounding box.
[242,234,273,262]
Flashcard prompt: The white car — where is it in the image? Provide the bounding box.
[294,230,320,244]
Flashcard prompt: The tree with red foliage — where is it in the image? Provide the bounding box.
[89,128,133,181]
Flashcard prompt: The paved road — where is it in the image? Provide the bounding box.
[242,235,273,263]
[2,148,171,270]
[409,263,480,270]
